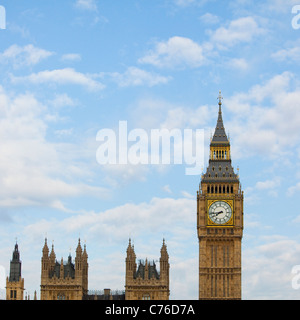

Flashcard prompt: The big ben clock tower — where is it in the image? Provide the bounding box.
[197,92,243,300]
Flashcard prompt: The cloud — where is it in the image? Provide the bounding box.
[210,16,265,49]
[199,13,220,24]
[174,0,196,6]
[255,177,281,197]
[49,93,77,109]
[61,53,82,62]
[60,197,195,237]
[243,236,300,299]
[0,44,54,68]
[264,0,300,12]
[139,36,206,69]
[226,58,249,71]
[287,182,300,197]
[272,46,300,63]
[138,18,264,70]
[11,68,105,91]
[255,177,281,190]
[0,86,109,208]
[75,0,98,11]
[225,72,300,158]
[110,67,171,87]
[173,0,207,7]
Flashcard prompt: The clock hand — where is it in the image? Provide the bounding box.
[212,211,223,216]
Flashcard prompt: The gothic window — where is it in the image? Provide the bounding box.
[57,293,65,300]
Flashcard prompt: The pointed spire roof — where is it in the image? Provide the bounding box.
[83,241,88,259]
[49,241,56,261]
[76,238,82,256]
[211,91,229,144]
[42,238,49,256]
[160,239,169,260]
[12,242,20,261]
[9,241,22,282]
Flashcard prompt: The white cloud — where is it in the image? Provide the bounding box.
[60,197,195,236]
[49,93,77,109]
[272,46,300,63]
[75,0,98,11]
[227,58,249,71]
[0,86,109,208]
[255,177,281,190]
[174,0,196,6]
[0,44,54,68]
[174,0,207,7]
[255,177,281,197]
[226,72,300,158]
[210,16,265,49]
[11,68,105,91]
[287,182,300,197]
[243,236,300,299]
[139,36,206,69]
[265,0,300,12]
[61,53,82,62]
[110,67,171,87]
[199,12,220,24]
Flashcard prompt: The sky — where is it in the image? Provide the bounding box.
[1,0,300,300]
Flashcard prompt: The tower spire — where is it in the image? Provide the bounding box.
[211,90,228,144]
[218,90,223,110]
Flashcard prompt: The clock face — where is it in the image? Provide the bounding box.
[208,201,232,225]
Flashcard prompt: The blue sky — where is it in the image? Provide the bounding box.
[1,0,300,300]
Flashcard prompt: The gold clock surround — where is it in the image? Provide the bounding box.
[206,199,234,227]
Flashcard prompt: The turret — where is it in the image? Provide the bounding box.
[160,239,169,287]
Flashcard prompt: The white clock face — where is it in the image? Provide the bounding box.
[208,201,232,225]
